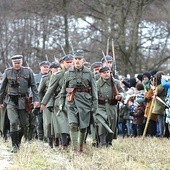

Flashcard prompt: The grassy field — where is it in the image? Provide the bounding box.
[1,136,170,170]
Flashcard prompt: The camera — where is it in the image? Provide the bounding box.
[76,79,84,88]
[11,80,19,88]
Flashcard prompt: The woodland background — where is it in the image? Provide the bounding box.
[0,0,170,75]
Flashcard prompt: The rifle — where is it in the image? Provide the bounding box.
[45,54,49,62]
[59,44,66,56]
[69,39,75,55]
[106,37,110,56]
[112,39,117,75]
[54,56,59,64]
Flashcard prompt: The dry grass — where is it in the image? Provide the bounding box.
[1,136,170,170]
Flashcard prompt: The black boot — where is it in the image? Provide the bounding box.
[54,138,59,147]
[17,130,23,147]
[48,137,53,148]
[10,131,19,153]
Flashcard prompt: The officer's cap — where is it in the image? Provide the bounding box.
[49,62,60,69]
[101,55,113,63]
[39,61,50,67]
[63,54,74,61]
[99,66,110,73]
[91,62,102,69]
[74,50,84,58]
[11,55,23,62]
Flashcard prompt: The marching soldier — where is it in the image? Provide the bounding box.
[91,61,102,80]
[59,50,98,153]
[94,66,125,147]
[40,55,74,149]
[38,62,60,147]
[101,55,113,69]
[34,61,49,141]
[0,55,39,153]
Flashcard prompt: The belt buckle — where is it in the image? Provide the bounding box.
[105,99,108,103]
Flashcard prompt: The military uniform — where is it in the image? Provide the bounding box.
[0,55,39,152]
[34,61,49,140]
[38,72,54,146]
[91,61,102,81]
[60,51,98,152]
[41,55,73,148]
[0,107,9,140]
[94,66,125,146]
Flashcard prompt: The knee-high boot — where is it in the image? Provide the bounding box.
[99,133,107,146]
[61,133,68,149]
[70,131,78,151]
[10,131,18,153]
[17,130,23,147]
[48,137,53,148]
[78,129,86,152]
[78,131,86,152]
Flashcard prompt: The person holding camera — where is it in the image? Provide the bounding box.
[0,55,39,153]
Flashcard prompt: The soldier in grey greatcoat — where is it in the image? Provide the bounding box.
[38,62,60,147]
[60,50,98,153]
[34,61,49,140]
[91,61,102,81]
[0,55,39,153]
[95,66,125,147]
[40,55,73,149]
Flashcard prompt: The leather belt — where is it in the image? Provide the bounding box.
[9,93,26,97]
[98,98,118,105]
[76,88,91,93]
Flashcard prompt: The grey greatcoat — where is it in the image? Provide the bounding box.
[60,66,98,129]
[95,77,125,136]
[38,72,53,138]
[0,107,8,135]
[0,67,39,134]
[41,69,69,135]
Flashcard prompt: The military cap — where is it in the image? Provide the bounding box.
[74,50,84,58]
[101,55,113,63]
[39,61,50,67]
[91,62,102,69]
[11,55,23,62]
[99,66,110,73]
[49,62,60,69]
[83,62,91,68]
[63,54,74,61]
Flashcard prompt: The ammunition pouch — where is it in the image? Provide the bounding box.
[66,87,92,102]
[25,96,32,112]
[98,97,118,105]
[66,88,75,102]
[10,82,19,88]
